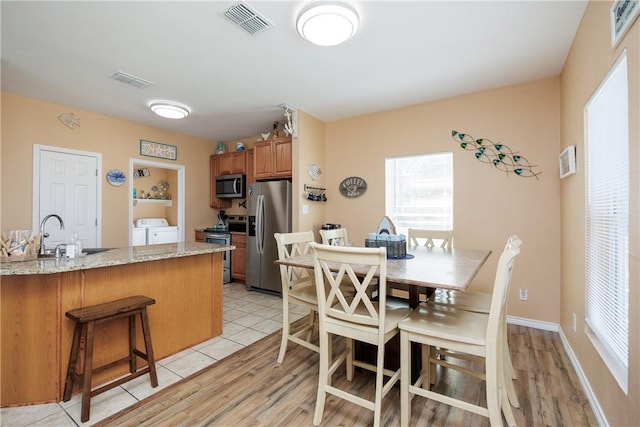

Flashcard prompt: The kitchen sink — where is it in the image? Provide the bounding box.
[82,248,112,255]
[37,248,112,258]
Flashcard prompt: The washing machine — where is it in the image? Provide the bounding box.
[134,218,179,245]
[132,225,147,246]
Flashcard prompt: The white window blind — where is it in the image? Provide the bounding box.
[584,51,629,393]
[385,152,453,235]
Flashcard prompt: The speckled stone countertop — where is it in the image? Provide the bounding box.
[1,242,234,276]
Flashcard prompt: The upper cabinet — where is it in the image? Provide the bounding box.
[247,148,255,185]
[253,136,292,180]
[210,155,232,209]
[217,151,247,175]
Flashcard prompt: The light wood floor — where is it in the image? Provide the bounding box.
[95,323,598,427]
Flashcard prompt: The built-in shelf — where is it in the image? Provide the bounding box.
[132,199,172,207]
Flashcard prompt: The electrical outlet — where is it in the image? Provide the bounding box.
[572,313,577,332]
[519,288,528,301]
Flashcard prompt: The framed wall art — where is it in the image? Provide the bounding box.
[140,140,177,160]
[611,0,640,48]
[559,145,576,179]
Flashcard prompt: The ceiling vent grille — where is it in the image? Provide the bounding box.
[219,1,273,35]
[111,71,153,89]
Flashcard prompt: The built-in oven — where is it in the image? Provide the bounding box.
[203,231,231,283]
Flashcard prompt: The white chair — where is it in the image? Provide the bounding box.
[429,237,520,407]
[407,228,453,250]
[388,229,453,301]
[399,236,522,427]
[274,231,320,363]
[319,227,349,246]
[309,242,412,427]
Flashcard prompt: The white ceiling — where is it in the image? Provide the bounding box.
[1,1,587,142]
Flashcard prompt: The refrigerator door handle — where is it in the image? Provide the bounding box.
[256,194,265,254]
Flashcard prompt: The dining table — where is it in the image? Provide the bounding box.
[275,244,492,379]
[275,245,492,308]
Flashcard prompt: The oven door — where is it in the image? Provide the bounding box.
[205,234,229,245]
[205,234,230,259]
[204,233,231,283]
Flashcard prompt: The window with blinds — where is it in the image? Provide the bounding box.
[584,51,629,393]
[385,152,453,236]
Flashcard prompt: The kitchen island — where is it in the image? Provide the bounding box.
[1,242,233,407]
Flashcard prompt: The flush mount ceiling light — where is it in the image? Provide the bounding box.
[150,101,190,119]
[296,2,359,47]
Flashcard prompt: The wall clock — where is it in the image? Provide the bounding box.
[339,176,367,198]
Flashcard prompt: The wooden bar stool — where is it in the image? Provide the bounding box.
[63,295,159,422]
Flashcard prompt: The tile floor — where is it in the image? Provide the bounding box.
[1,282,306,427]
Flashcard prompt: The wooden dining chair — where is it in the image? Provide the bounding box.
[309,242,412,427]
[274,231,320,363]
[319,227,349,246]
[429,236,520,407]
[398,236,521,427]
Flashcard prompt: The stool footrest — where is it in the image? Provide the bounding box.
[91,366,155,398]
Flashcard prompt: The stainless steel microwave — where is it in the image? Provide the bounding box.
[215,174,246,198]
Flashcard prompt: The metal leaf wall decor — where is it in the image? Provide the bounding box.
[451,130,541,179]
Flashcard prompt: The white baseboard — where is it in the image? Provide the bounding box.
[558,327,608,427]
[506,315,607,426]
[506,315,560,331]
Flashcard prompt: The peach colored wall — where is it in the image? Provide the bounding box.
[323,78,561,323]
[296,111,327,240]
[1,92,217,247]
[560,2,639,425]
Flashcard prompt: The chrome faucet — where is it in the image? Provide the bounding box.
[39,214,65,256]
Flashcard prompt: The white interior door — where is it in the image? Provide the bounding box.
[35,146,100,250]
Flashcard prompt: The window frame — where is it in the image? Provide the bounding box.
[385,152,453,236]
[583,50,629,394]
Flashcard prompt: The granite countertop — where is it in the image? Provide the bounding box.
[1,242,235,276]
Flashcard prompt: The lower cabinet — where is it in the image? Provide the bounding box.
[231,233,246,281]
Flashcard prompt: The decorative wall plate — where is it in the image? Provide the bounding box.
[106,169,126,186]
[308,163,321,181]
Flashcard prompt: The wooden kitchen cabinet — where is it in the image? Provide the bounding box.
[246,148,254,185]
[232,151,247,173]
[210,155,231,209]
[253,136,292,180]
[217,151,247,175]
[218,153,233,175]
[231,233,246,281]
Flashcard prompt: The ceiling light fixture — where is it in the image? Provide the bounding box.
[296,2,359,47]
[150,101,190,119]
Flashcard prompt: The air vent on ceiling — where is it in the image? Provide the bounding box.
[219,1,274,35]
[111,71,153,89]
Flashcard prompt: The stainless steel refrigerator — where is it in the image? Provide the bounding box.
[246,180,292,293]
